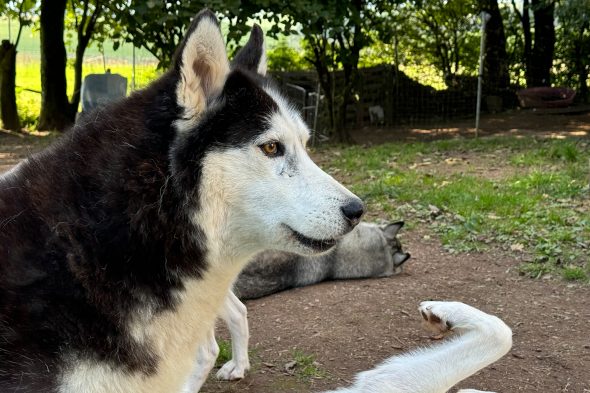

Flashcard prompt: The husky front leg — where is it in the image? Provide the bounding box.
[326,301,512,393]
[216,290,251,380]
[180,328,219,393]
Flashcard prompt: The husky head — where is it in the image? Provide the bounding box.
[382,221,411,274]
[169,10,364,261]
[333,221,411,279]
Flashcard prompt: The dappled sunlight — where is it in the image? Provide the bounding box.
[350,111,590,144]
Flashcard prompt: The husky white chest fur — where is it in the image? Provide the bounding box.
[0,10,363,393]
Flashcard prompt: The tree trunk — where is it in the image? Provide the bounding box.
[480,0,510,94]
[316,66,335,134]
[513,0,534,86]
[70,39,87,115]
[335,64,354,144]
[0,40,21,131]
[573,24,589,103]
[70,0,102,115]
[529,0,555,87]
[309,38,336,136]
[38,0,73,131]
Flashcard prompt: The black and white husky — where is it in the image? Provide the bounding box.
[0,10,511,393]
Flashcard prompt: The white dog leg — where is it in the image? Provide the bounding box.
[180,328,219,393]
[216,290,251,380]
[325,301,512,393]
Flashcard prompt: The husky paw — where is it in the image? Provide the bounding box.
[418,301,484,333]
[216,359,250,381]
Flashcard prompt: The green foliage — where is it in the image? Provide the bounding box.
[0,0,36,34]
[553,0,590,100]
[64,0,112,52]
[562,266,588,281]
[267,38,309,71]
[290,350,326,381]
[106,1,276,69]
[390,0,480,83]
[214,340,232,367]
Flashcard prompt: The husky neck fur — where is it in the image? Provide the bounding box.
[235,221,411,300]
[0,10,363,393]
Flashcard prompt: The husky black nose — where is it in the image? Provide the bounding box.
[341,199,365,227]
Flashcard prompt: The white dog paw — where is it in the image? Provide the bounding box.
[216,360,250,381]
[418,301,481,333]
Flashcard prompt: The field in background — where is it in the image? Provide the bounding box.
[1,17,308,128]
[1,19,160,127]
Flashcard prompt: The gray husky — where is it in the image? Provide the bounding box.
[235,221,411,300]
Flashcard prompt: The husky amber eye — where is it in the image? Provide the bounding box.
[260,142,280,157]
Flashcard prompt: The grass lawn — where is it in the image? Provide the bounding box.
[15,61,160,128]
[2,19,160,128]
[314,136,590,282]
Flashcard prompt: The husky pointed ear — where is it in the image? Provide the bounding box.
[383,221,404,240]
[231,24,267,75]
[172,9,230,130]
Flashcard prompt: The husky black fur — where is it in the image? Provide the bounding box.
[0,11,305,392]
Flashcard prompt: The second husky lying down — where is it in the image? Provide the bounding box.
[235,221,411,300]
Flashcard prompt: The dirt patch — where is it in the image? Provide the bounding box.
[347,110,590,145]
[0,130,57,173]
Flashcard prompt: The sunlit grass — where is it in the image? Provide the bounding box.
[319,137,590,281]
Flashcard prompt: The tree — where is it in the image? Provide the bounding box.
[261,0,405,142]
[67,0,105,118]
[38,0,106,131]
[291,0,372,142]
[512,0,556,87]
[479,0,510,95]
[38,0,70,131]
[555,0,589,101]
[108,1,247,69]
[404,0,480,86]
[0,0,34,131]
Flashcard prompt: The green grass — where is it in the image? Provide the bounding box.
[1,18,160,129]
[319,137,590,281]
[215,339,233,367]
[290,350,327,381]
[562,266,588,281]
[15,61,160,128]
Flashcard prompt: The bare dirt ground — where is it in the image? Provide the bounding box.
[347,109,590,144]
[1,110,589,392]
